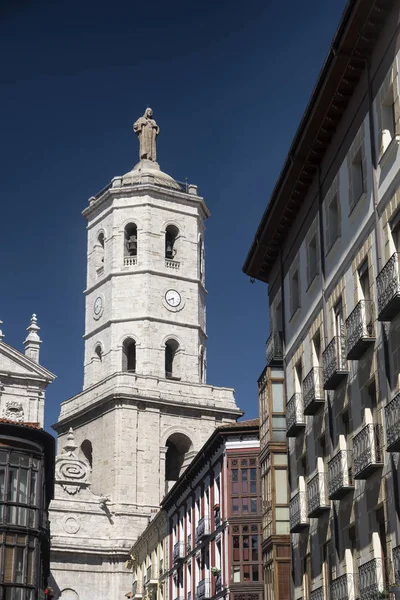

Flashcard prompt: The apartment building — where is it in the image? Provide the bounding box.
[244,0,400,598]
[128,420,262,600]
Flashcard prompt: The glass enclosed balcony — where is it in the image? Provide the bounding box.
[330,573,357,600]
[289,491,309,533]
[385,391,400,452]
[376,252,400,321]
[307,470,330,518]
[286,393,306,437]
[352,423,383,479]
[328,450,354,499]
[322,336,349,390]
[265,331,283,366]
[303,367,325,415]
[345,300,375,359]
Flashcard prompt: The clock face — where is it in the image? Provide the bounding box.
[165,289,181,308]
[94,296,103,316]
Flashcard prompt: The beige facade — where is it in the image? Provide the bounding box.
[244,1,400,599]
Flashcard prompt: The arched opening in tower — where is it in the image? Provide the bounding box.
[165,433,192,493]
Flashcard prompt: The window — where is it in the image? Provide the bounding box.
[3,534,36,586]
[312,330,322,367]
[124,223,138,258]
[80,440,93,468]
[327,193,340,251]
[391,210,400,253]
[290,269,300,316]
[307,234,318,286]
[165,225,179,259]
[379,84,396,156]
[0,451,40,528]
[231,524,261,583]
[334,299,344,339]
[351,149,365,207]
[358,260,370,302]
[199,347,205,383]
[96,232,105,272]
[230,457,260,516]
[198,235,204,282]
[165,339,179,379]
[94,345,102,362]
[122,338,136,372]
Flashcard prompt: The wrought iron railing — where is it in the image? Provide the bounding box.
[289,491,308,532]
[345,299,375,358]
[377,252,400,319]
[328,450,354,499]
[385,392,400,451]
[359,558,384,599]
[303,367,324,414]
[330,573,356,600]
[310,586,328,600]
[215,572,222,593]
[286,393,306,436]
[393,545,400,583]
[196,577,211,600]
[196,516,210,542]
[307,470,330,516]
[352,423,383,478]
[265,331,283,366]
[214,508,221,528]
[187,534,191,553]
[322,336,348,388]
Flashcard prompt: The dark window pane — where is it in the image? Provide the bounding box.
[243,536,249,561]
[8,469,17,502]
[242,498,249,513]
[250,481,257,494]
[252,535,258,560]
[252,565,259,581]
[250,468,257,480]
[243,566,250,581]
[242,470,248,481]
[0,467,5,500]
[241,459,248,466]
[232,499,239,513]
[250,498,257,513]
[232,470,238,482]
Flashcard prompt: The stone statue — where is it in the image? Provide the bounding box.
[133,108,159,162]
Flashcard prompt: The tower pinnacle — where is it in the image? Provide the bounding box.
[24,313,42,363]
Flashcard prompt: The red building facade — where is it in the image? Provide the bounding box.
[161,419,262,600]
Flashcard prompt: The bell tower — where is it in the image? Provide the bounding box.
[50,110,241,600]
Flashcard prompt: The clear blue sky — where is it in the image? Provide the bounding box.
[0,0,347,432]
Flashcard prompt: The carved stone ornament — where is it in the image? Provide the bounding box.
[3,400,24,422]
[55,428,91,495]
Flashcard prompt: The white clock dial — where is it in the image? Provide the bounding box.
[165,290,181,308]
[94,296,103,315]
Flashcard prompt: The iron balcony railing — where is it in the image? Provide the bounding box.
[303,367,325,415]
[310,586,328,600]
[187,534,192,553]
[307,470,330,518]
[358,558,384,599]
[196,516,210,543]
[330,573,357,600]
[328,450,354,499]
[289,491,309,533]
[173,541,185,562]
[385,391,400,452]
[286,393,306,437]
[214,508,221,528]
[377,252,400,321]
[352,423,383,479]
[196,578,211,600]
[345,299,376,359]
[322,336,349,390]
[393,545,400,583]
[265,331,283,366]
[215,572,222,593]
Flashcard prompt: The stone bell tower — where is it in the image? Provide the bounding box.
[49,109,241,600]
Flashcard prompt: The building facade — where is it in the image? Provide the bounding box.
[129,419,262,600]
[244,0,400,598]
[49,110,242,600]
[0,317,56,600]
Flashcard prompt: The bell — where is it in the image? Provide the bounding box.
[166,240,174,258]
[127,235,137,255]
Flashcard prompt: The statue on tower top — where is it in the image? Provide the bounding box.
[133,108,160,162]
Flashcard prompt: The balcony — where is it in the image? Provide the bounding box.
[289,491,309,533]
[377,252,400,321]
[286,393,306,437]
[187,534,192,553]
[265,331,283,366]
[352,423,383,479]
[196,578,211,600]
[322,336,349,390]
[145,565,157,587]
[196,516,210,543]
[345,300,376,359]
[165,259,180,270]
[303,367,325,415]
[124,256,137,267]
[330,573,356,600]
[214,508,221,528]
[307,470,330,518]
[328,450,354,499]
[310,586,328,600]
[385,391,400,451]
[215,572,222,593]
[359,558,384,599]
[393,545,400,583]
[173,541,185,563]
[132,581,142,599]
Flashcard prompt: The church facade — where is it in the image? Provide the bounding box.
[49,110,242,600]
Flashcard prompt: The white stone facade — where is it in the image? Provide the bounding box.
[49,156,241,600]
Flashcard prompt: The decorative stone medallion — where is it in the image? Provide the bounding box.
[3,400,24,422]
[63,516,80,535]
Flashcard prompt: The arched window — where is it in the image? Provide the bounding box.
[124,224,138,258]
[123,338,136,372]
[80,440,93,468]
[165,433,192,489]
[198,235,204,281]
[165,225,179,259]
[165,339,179,379]
[95,232,105,272]
[95,345,102,362]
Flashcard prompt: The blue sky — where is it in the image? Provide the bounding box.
[0,0,347,431]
